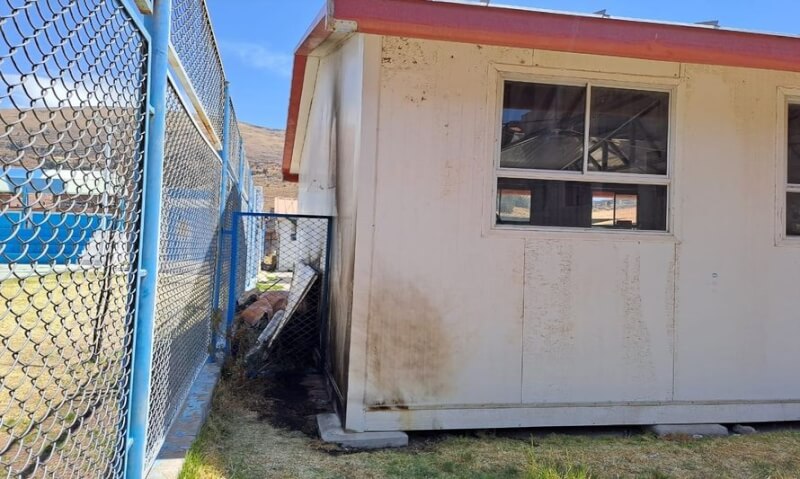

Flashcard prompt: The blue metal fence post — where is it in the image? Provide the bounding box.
[210,83,231,359]
[249,176,254,211]
[237,144,246,204]
[225,211,241,355]
[125,0,171,477]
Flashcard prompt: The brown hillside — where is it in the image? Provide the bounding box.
[240,122,297,210]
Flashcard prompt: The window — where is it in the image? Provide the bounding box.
[787,104,800,236]
[497,80,671,231]
[497,179,667,230]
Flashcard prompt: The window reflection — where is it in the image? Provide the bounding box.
[591,192,638,229]
[497,187,531,223]
[787,193,800,236]
[588,87,669,175]
[788,105,800,184]
[501,82,586,171]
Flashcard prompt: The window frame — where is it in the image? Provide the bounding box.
[488,68,677,237]
[776,88,800,245]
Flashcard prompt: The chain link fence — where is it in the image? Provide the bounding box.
[170,0,226,140]
[0,0,149,476]
[243,195,263,292]
[0,0,257,477]
[217,177,240,342]
[143,80,222,468]
[227,100,242,183]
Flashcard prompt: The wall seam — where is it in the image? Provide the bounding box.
[520,241,526,404]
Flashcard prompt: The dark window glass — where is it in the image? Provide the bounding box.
[588,87,669,175]
[787,193,800,236]
[788,105,800,184]
[501,82,586,171]
[497,178,668,231]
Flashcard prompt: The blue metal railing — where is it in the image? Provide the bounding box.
[209,82,232,361]
[125,0,171,476]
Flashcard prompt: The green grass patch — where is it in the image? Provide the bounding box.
[255,273,290,292]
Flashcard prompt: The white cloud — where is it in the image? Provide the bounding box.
[0,72,139,109]
[220,41,293,77]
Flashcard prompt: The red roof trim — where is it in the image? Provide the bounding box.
[283,0,800,182]
[281,55,306,183]
[282,11,330,182]
[336,0,800,70]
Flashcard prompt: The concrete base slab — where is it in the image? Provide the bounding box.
[647,424,729,438]
[148,361,221,479]
[317,413,408,449]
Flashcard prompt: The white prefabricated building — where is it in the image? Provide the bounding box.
[282,0,800,433]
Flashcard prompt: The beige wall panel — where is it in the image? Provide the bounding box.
[673,64,800,401]
[351,35,800,428]
[533,50,680,78]
[365,38,526,408]
[329,37,365,398]
[522,240,676,403]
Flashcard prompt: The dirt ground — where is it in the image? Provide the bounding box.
[178,365,800,479]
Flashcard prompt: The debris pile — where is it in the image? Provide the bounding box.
[230,263,322,376]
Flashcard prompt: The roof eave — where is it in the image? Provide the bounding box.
[283,0,800,182]
[282,9,331,182]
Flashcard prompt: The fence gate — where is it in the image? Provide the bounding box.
[225,214,333,368]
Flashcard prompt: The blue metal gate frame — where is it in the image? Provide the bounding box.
[224,213,334,360]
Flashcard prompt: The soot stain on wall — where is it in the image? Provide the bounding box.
[365,273,453,408]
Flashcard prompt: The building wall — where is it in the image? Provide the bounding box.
[296,35,363,405]
[344,36,800,431]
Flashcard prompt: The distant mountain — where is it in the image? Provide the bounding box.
[239,123,297,210]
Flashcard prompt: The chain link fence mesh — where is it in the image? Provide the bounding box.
[217,177,239,337]
[143,81,222,469]
[240,189,263,293]
[243,213,260,293]
[170,0,226,139]
[0,0,148,476]
[227,100,241,183]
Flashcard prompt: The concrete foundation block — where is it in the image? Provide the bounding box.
[317,413,408,449]
[647,424,729,438]
[732,424,758,435]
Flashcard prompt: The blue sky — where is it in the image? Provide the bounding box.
[206,0,800,129]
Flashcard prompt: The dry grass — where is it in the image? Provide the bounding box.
[1,272,124,423]
[0,271,132,476]
[181,375,800,479]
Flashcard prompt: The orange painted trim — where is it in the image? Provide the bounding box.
[281,55,306,182]
[282,10,330,182]
[334,0,800,72]
[284,0,800,182]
